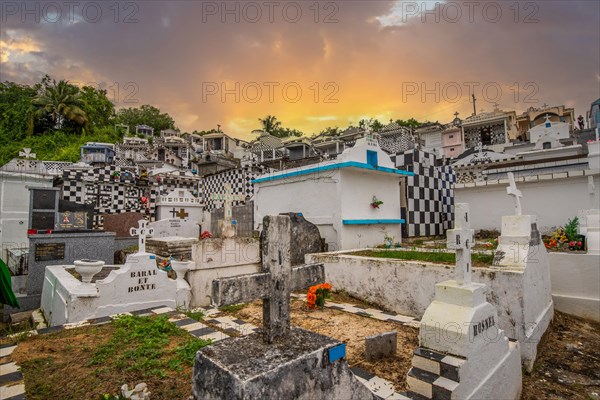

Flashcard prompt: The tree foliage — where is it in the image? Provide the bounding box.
[33,77,89,132]
[256,115,303,138]
[115,104,175,135]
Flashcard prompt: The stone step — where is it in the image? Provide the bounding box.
[397,391,430,400]
[407,367,460,400]
[412,348,464,382]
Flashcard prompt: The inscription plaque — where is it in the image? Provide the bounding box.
[35,242,66,261]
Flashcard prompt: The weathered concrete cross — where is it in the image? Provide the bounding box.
[130,219,154,254]
[447,203,474,285]
[211,183,245,222]
[506,172,523,215]
[211,215,325,343]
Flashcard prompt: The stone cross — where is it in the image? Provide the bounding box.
[130,219,154,254]
[211,215,325,343]
[19,148,36,159]
[211,184,245,222]
[447,203,474,285]
[506,172,523,216]
[170,208,188,219]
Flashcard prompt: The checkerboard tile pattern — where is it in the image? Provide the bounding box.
[202,164,268,212]
[0,343,25,400]
[291,293,421,329]
[391,150,456,237]
[62,164,201,229]
[406,348,464,399]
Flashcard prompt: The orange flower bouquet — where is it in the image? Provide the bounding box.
[306,282,333,309]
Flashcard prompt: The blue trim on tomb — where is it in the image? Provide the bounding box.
[342,219,405,225]
[328,344,346,363]
[251,161,414,183]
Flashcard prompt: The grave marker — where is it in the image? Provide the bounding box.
[446,203,474,285]
[130,219,154,254]
[211,183,246,238]
[212,215,325,343]
[506,172,523,215]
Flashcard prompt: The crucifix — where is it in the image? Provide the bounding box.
[211,183,245,222]
[447,203,474,285]
[175,208,189,219]
[170,208,178,218]
[130,219,154,254]
[19,148,36,159]
[211,215,325,343]
[506,172,523,216]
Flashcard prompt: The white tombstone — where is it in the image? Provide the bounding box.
[446,203,474,285]
[148,218,199,239]
[130,219,154,254]
[40,251,183,326]
[408,203,522,400]
[211,183,246,238]
[492,179,554,369]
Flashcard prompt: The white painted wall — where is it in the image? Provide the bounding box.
[255,171,341,249]
[548,252,600,322]
[455,173,600,232]
[0,172,53,260]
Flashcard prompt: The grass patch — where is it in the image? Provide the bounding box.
[178,308,204,322]
[219,304,246,313]
[350,249,494,267]
[12,315,211,399]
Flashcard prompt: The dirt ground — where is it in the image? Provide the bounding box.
[4,300,600,399]
[522,311,600,400]
[230,298,419,392]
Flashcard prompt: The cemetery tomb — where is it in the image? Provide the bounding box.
[40,220,188,326]
[156,188,203,222]
[406,203,522,400]
[307,179,554,370]
[192,215,376,399]
[254,133,411,251]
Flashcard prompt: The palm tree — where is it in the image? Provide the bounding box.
[34,79,88,131]
[258,115,281,135]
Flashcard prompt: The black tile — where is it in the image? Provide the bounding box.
[205,319,220,325]
[131,307,157,316]
[0,356,12,365]
[407,367,438,384]
[399,391,429,400]
[189,327,216,337]
[440,362,460,382]
[356,311,372,318]
[5,394,26,400]
[432,383,453,400]
[224,328,238,335]
[353,305,368,310]
[413,347,446,362]
[37,325,64,335]
[174,318,197,327]
[231,319,246,325]
[350,367,374,381]
[0,371,23,384]
[0,343,16,349]
[381,310,398,316]
[328,305,344,310]
[89,316,112,325]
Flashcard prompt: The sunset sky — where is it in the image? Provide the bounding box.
[1,0,599,140]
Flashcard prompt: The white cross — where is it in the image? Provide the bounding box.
[506,172,523,216]
[211,184,245,221]
[130,219,154,254]
[19,148,36,159]
[447,203,474,285]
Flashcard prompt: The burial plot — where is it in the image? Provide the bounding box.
[40,220,187,326]
[406,203,522,400]
[191,215,376,400]
[493,172,553,369]
[7,189,115,319]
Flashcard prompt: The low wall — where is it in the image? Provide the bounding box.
[548,252,600,322]
[306,249,552,368]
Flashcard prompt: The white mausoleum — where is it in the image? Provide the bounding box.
[253,134,413,251]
